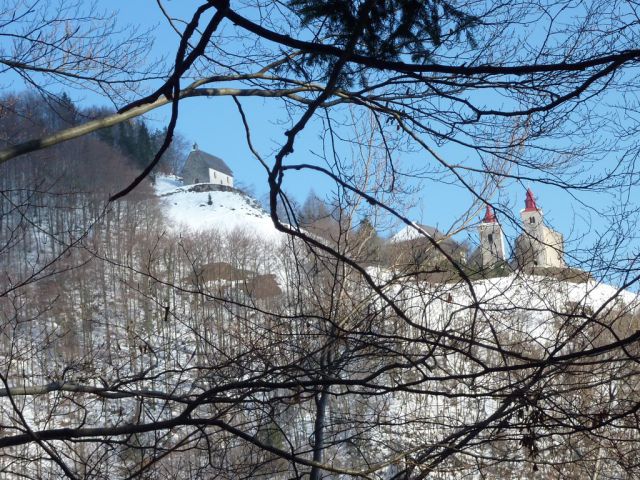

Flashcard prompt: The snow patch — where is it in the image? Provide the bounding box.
[154,174,183,195]
[154,175,284,243]
[391,223,427,242]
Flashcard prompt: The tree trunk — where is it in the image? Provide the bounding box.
[310,385,329,480]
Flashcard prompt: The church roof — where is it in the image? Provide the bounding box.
[183,147,233,177]
[482,205,497,223]
[524,188,538,211]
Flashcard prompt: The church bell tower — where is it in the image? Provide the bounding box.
[478,205,506,268]
[516,188,565,268]
[519,188,546,266]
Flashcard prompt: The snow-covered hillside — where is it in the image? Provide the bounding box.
[396,273,640,348]
[391,223,441,242]
[154,175,284,242]
[3,172,640,479]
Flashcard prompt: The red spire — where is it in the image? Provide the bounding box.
[482,205,497,223]
[524,188,538,211]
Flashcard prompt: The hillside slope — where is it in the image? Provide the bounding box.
[154,175,284,242]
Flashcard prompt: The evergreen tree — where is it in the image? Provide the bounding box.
[298,190,330,226]
[56,92,78,127]
[288,0,479,85]
[135,122,154,170]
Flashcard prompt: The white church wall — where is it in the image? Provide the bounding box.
[208,168,234,187]
[541,227,565,268]
[514,221,565,269]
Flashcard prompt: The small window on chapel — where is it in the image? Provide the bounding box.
[529,217,535,224]
[488,233,493,243]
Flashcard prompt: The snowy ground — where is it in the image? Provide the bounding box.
[391,272,640,352]
[154,175,285,243]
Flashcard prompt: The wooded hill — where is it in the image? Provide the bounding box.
[1,94,639,479]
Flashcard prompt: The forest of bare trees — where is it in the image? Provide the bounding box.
[1,0,640,478]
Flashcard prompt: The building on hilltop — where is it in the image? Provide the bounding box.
[514,188,565,269]
[301,188,567,279]
[181,143,234,187]
[470,190,565,274]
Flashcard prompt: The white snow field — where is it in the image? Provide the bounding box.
[154,175,285,243]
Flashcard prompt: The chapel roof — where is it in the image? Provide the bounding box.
[183,145,233,176]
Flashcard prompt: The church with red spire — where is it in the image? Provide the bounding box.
[515,188,565,269]
[474,189,565,270]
